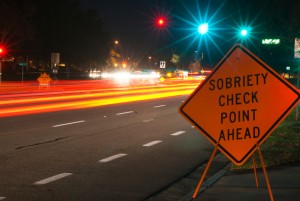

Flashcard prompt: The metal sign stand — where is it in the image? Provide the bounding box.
[192,143,275,201]
[256,143,275,201]
[252,155,259,187]
[192,141,219,199]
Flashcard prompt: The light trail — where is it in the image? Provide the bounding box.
[0,89,194,117]
[0,80,201,117]
[0,84,197,106]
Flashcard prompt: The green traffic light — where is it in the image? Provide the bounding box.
[241,29,248,36]
[198,23,208,35]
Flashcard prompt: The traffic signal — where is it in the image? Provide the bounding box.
[156,17,166,28]
[0,46,6,56]
[240,29,248,37]
[239,27,251,38]
[198,23,209,35]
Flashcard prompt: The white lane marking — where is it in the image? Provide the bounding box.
[34,173,73,185]
[142,118,154,123]
[116,111,134,116]
[0,197,6,200]
[154,105,166,108]
[52,120,85,128]
[171,131,186,136]
[143,140,162,147]
[99,153,127,163]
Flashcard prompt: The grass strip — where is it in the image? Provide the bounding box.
[233,109,300,169]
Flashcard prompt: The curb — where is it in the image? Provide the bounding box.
[145,153,231,201]
[179,163,231,201]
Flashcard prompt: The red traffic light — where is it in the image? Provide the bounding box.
[156,17,166,28]
[0,46,6,56]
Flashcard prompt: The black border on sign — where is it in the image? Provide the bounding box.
[179,44,300,165]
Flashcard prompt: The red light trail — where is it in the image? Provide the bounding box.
[0,79,201,117]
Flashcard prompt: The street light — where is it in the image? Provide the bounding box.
[107,40,119,47]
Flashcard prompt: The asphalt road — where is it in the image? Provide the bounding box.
[0,95,213,201]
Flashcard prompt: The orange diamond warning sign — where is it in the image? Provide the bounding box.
[37,72,51,87]
[179,44,300,166]
[37,72,51,83]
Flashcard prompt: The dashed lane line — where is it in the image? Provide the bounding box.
[99,153,127,163]
[153,105,166,108]
[34,173,73,185]
[116,111,134,116]
[171,131,186,136]
[142,118,154,123]
[143,140,162,147]
[52,120,85,128]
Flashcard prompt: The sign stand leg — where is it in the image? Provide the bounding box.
[192,141,219,199]
[256,144,274,201]
[252,155,259,187]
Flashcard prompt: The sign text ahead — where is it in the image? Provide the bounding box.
[179,44,300,165]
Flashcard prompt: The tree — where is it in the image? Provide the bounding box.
[258,0,300,72]
[29,0,109,67]
[0,0,35,54]
[0,0,110,69]
[263,0,300,38]
[189,60,201,73]
[107,49,121,68]
[170,53,180,67]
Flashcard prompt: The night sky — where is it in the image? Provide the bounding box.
[77,0,271,66]
[78,0,181,62]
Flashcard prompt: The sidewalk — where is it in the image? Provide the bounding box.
[146,154,300,201]
[192,161,300,201]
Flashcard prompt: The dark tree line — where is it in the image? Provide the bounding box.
[204,0,300,72]
[1,0,300,71]
[0,0,109,67]
[256,0,300,71]
[0,0,35,51]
